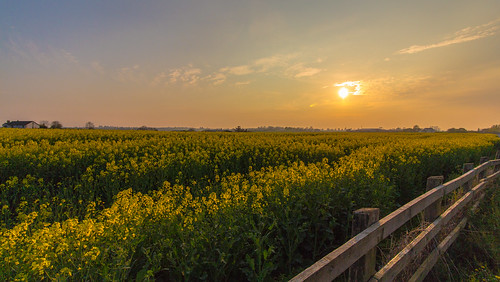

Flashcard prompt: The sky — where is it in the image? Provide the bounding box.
[1,1,500,130]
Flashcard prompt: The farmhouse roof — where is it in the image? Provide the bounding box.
[3,120,38,126]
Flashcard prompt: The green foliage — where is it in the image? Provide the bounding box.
[0,129,498,280]
[429,178,500,281]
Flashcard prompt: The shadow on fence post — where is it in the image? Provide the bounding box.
[424,176,444,222]
[348,208,379,282]
[462,163,474,191]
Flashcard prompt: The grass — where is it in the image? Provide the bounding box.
[427,177,500,281]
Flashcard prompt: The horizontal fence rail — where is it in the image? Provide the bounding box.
[291,156,500,282]
[408,173,494,282]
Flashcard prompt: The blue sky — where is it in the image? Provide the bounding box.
[1,1,500,129]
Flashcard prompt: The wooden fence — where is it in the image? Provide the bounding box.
[291,152,500,282]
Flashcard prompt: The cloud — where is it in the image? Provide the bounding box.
[115,65,146,83]
[235,81,251,86]
[210,73,227,85]
[150,53,323,88]
[362,74,453,99]
[60,49,79,64]
[91,61,105,75]
[183,68,202,85]
[215,53,321,84]
[217,54,293,79]
[220,65,254,75]
[168,65,202,85]
[398,18,500,54]
[286,63,323,78]
[151,72,167,86]
[6,37,80,67]
[6,38,49,65]
[294,67,322,78]
[334,81,362,95]
[169,69,181,83]
[254,53,297,72]
[149,65,203,86]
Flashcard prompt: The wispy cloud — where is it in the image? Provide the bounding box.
[151,71,167,86]
[6,37,80,67]
[254,54,297,72]
[220,65,254,75]
[362,74,453,99]
[114,65,147,83]
[61,49,79,64]
[7,38,49,65]
[235,81,251,86]
[94,53,322,88]
[290,64,322,78]
[182,68,202,84]
[91,61,105,75]
[213,53,322,85]
[150,65,203,86]
[5,36,324,89]
[217,54,296,77]
[398,18,500,54]
[169,65,202,85]
[210,73,227,85]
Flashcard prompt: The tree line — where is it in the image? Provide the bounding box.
[38,121,95,129]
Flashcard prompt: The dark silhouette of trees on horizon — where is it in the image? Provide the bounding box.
[85,122,95,129]
[50,121,63,129]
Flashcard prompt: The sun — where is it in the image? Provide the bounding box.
[335,81,362,99]
[338,87,349,99]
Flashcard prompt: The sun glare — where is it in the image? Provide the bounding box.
[338,87,349,99]
[334,81,362,99]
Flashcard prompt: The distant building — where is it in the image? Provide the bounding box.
[2,120,40,129]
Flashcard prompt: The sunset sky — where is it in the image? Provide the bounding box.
[1,1,499,130]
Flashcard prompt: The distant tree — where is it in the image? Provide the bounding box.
[412,125,421,132]
[488,124,500,133]
[137,126,158,131]
[85,121,95,129]
[481,124,500,133]
[39,120,49,128]
[430,126,440,132]
[447,128,468,133]
[234,125,247,132]
[50,121,63,129]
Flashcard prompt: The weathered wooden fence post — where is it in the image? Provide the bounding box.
[349,208,380,282]
[462,163,474,191]
[495,150,500,172]
[478,156,489,180]
[424,176,444,222]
